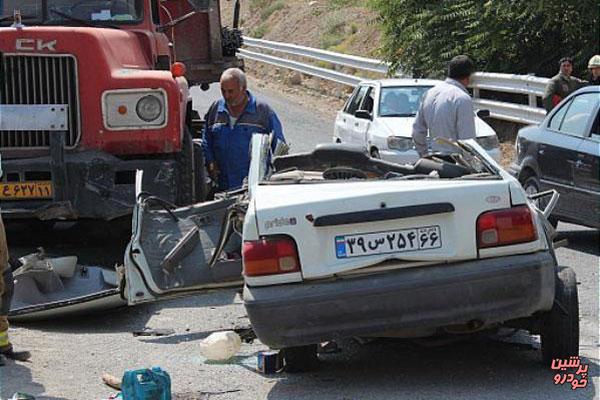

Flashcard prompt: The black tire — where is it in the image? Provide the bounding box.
[221,27,243,57]
[282,344,319,372]
[175,128,195,206]
[541,267,579,365]
[522,175,558,228]
[370,148,380,159]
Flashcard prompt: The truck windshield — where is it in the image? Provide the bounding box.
[0,0,144,26]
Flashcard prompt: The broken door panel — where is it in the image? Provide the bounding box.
[125,194,244,305]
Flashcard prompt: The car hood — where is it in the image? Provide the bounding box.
[379,116,496,138]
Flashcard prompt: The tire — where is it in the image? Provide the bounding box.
[540,267,579,365]
[282,344,319,372]
[175,128,195,206]
[370,148,380,159]
[522,175,558,228]
[221,27,243,57]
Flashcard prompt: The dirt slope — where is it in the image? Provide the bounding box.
[222,0,380,56]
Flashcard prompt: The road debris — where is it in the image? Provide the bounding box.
[199,331,241,361]
[102,373,122,390]
[257,350,283,374]
[133,328,176,337]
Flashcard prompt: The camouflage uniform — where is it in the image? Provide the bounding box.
[0,214,12,354]
[543,73,587,112]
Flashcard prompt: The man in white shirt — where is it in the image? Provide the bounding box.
[412,55,477,156]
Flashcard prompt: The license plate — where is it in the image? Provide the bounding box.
[335,225,442,259]
[0,181,53,200]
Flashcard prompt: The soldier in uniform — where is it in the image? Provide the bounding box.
[588,55,600,86]
[0,215,31,365]
[543,57,587,111]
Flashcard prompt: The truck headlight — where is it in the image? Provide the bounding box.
[102,89,167,130]
[476,135,499,150]
[136,95,163,122]
[387,136,414,151]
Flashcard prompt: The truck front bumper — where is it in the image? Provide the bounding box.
[0,150,177,221]
[243,251,556,349]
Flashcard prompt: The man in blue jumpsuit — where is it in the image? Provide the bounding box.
[203,68,285,191]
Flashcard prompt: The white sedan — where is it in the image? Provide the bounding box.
[333,79,502,163]
[124,135,577,373]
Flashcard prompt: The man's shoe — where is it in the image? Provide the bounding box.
[2,349,31,362]
[0,354,5,366]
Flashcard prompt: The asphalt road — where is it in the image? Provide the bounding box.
[1,81,598,400]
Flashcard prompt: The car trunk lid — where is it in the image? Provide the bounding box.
[254,179,512,280]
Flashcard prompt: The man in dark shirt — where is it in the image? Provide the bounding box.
[543,57,587,111]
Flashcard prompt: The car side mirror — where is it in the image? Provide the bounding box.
[355,110,372,120]
[476,109,491,119]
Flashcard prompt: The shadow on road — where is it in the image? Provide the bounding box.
[1,360,70,400]
[11,288,241,335]
[265,337,598,400]
[556,228,600,257]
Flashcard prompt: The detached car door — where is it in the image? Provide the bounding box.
[124,183,244,305]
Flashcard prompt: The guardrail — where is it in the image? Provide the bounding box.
[240,36,550,125]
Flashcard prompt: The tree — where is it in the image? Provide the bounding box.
[370,0,599,78]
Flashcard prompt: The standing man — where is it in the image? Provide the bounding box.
[202,68,285,192]
[588,55,600,86]
[543,57,587,111]
[412,55,477,156]
[0,215,31,365]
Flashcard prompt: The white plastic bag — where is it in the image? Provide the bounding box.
[199,331,241,361]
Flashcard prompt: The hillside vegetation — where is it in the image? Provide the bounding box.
[222,0,598,79]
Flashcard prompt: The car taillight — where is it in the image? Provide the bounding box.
[243,236,301,277]
[477,205,537,249]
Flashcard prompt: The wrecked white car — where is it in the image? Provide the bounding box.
[123,135,577,371]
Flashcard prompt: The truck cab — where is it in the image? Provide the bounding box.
[0,0,242,222]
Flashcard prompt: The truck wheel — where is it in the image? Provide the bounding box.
[522,175,558,228]
[282,344,319,372]
[540,267,579,365]
[221,27,243,57]
[175,129,195,206]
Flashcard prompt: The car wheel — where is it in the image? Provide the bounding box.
[522,175,558,228]
[370,148,380,159]
[540,266,579,365]
[282,344,319,372]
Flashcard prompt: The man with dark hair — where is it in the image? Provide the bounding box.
[412,55,477,156]
[543,57,587,111]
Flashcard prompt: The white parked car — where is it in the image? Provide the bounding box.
[124,135,577,372]
[333,79,502,163]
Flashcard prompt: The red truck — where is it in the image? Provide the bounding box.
[0,0,242,223]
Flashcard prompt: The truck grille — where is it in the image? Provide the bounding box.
[0,54,80,149]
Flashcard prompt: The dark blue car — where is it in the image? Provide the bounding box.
[510,86,600,229]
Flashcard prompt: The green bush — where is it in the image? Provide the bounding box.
[260,0,285,21]
[251,23,269,38]
[369,0,599,78]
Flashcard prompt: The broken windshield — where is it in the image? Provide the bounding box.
[0,0,144,26]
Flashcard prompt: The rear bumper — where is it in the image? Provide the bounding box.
[243,251,556,348]
[0,150,177,220]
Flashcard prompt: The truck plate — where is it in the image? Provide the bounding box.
[0,182,53,200]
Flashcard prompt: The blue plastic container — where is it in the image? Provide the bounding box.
[121,367,171,400]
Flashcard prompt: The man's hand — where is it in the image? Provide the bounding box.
[207,162,220,181]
